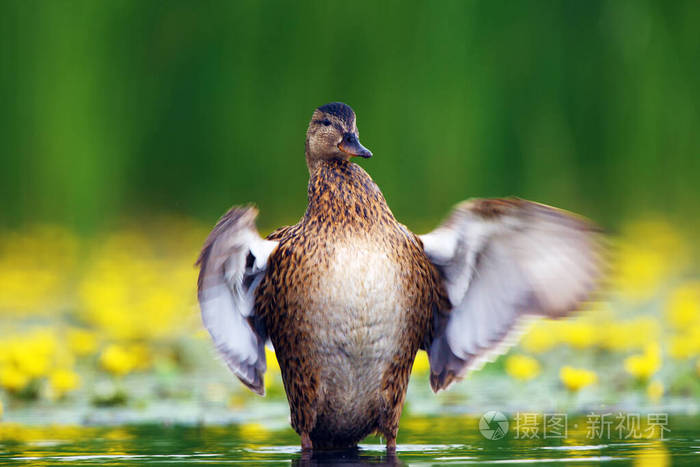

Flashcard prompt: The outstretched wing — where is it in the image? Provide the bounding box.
[420,198,605,392]
[196,206,278,395]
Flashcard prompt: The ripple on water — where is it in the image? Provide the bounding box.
[537,444,609,450]
[472,457,623,463]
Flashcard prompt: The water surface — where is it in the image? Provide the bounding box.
[1,415,698,465]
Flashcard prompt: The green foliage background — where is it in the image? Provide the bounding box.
[1,0,698,232]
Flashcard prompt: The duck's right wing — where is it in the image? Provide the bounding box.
[196,206,278,395]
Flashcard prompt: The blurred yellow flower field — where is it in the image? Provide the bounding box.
[0,216,698,413]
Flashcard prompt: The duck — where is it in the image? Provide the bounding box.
[196,102,604,451]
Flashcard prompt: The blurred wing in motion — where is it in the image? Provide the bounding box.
[196,206,278,395]
[420,198,605,392]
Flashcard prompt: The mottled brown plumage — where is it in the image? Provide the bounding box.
[256,157,449,448]
[197,102,604,452]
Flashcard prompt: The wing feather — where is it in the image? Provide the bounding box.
[196,206,278,395]
[421,198,605,392]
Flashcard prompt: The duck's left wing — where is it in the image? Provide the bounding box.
[196,206,278,395]
[420,198,605,392]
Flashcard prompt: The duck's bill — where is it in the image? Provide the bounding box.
[339,134,372,158]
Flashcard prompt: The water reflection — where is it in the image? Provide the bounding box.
[293,448,402,466]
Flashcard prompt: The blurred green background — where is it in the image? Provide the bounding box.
[2,0,699,232]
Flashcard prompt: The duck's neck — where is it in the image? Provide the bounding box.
[304,159,394,228]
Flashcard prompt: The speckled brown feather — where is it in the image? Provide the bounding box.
[255,158,449,448]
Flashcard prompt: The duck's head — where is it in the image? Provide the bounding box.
[305,102,372,172]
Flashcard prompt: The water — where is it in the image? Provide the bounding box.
[1,415,698,465]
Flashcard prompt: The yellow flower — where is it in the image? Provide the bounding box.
[0,399,3,419]
[265,347,280,373]
[505,354,540,381]
[0,366,30,392]
[49,369,81,398]
[412,350,430,374]
[67,328,98,356]
[521,320,559,353]
[615,245,667,302]
[624,342,661,380]
[7,330,56,378]
[666,282,700,329]
[100,344,134,376]
[11,350,50,379]
[559,366,597,391]
[14,354,50,379]
[562,321,597,349]
[646,380,664,403]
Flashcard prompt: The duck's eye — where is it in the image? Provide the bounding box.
[322,119,331,126]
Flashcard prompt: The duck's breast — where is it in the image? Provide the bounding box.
[307,233,411,423]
